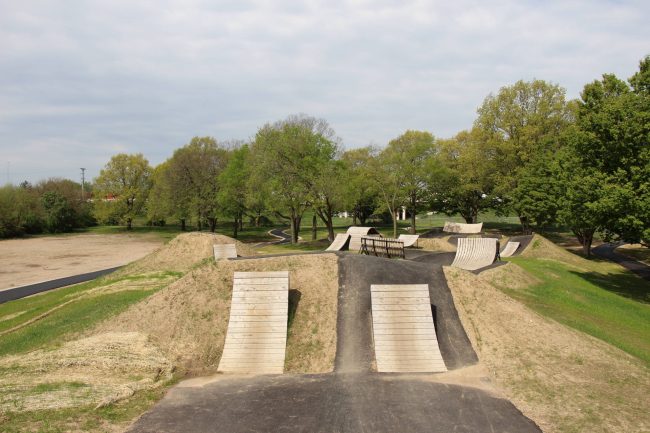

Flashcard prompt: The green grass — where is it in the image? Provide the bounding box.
[0,272,180,334]
[0,379,177,433]
[503,257,650,366]
[0,289,159,356]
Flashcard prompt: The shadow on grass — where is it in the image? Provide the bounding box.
[288,289,302,329]
[569,270,650,304]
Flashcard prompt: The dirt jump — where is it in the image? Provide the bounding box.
[127,250,541,433]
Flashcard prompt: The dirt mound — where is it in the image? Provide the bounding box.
[0,332,173,412]
[478,262,542,290]
[418,237,456,252]
[94,254,338,375]
[118,232,258,275]
[444,266,650,433]
[520,234,588,269]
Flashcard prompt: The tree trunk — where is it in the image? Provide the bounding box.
[233,217,238,238]
[180,218,186,231]
[126,218,132,230]
[209,217,216,232]
[290,215,302,244]
[410,195,417,234]
[311,214,317,241]
[519,215,532,235]
[575,228,595,257]
[239,214,243,231]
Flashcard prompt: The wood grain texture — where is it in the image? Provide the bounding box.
[213,244,237,260]
[370,284,447,373]
[218,271,289,374]
[451,238,497,271]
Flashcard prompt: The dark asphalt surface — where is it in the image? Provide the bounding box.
[129,373,541,433]
[593,242,650,281]
[0,266,121,304]
[128,254,542,433]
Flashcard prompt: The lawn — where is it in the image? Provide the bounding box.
[503,256,650,366]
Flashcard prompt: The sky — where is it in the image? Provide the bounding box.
[0,0,648,185]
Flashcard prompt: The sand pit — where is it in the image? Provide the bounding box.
[0,234,163,290]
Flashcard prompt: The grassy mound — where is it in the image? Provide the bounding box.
[444,233,650,432]
[94,253,339,375]
[118,232,258,275]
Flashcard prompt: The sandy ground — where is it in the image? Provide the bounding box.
[0,234,164,290]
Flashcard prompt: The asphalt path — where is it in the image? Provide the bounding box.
[593,243,650,281]
[128,253,540,433]
[0,266,121,304]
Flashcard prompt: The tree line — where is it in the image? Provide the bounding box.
[2,57,648,255]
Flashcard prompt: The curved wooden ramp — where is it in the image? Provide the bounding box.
[347,226,382,252]
[443,222,483,234]
[213,244,237,260]
[451,238,497,271]
[500,241,520,258]
[398,234,419,247]
[326,233,351,251]
[371,284,447,373]
[218,271,289,374]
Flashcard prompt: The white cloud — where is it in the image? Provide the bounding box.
[0,0,648,183]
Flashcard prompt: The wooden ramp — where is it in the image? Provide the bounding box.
[218,271,289,374]
[443,221,483,234]
[371,284,447,373]
[398,234,419,247]
[326,233,351,251]
[213,244,237,260]
[451,238,497,271]
[500,241,520,258]
[347,226,382,252]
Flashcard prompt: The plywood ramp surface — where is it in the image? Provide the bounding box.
[443,222,483,234]
[371,284,447,373]
[451,238,497,271]
[218,271,289,374]
[500,241,520,258]
[213,244,237,260]
[326,233,351,251]
[398,234,420,247]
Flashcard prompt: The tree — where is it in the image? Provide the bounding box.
[165,137,229,231]
[41,191,75,233]
[475,79,572,232]
[368,148,405,238]
[564,57,650,248]
[385,130,442,234]
[341,147,379,225]
[93,153,153,230]
[218,145,251,238]
[434,130,495,224]
[251,114,338,243]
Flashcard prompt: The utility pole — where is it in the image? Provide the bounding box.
[80,168,86,201]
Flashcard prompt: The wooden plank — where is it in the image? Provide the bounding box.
[219,271,289,375]
[370,283,446,373]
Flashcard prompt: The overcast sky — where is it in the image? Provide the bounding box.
[0,0,648,184]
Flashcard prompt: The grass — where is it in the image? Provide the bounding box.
[503,256,650,366]
[0,378,178,433]
[0,289,161,356]
[0,271,181,334]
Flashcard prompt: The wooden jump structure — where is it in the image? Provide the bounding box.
[398,234,419,247]
[371,284,447,373]
[360,237,405,259]
[213,244,237,260]
[346,226,382,251]
[451,238,498,271]
[443,222,483,234]
[218,271,289,374]
[500,241,520,258]
[326,233,351,251]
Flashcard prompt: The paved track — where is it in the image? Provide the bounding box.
[593,243,650,281]
[127,253,540,433]
[0,267,121,304]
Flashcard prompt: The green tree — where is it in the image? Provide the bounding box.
[251,114,337,243]
[218,145,251,238]
[93,153,153,230]
[434,130,495,224]
[386,130,443,234]
[165,137,229,232]
[41,191,75,233]
[0,183,43,237]
[475,79,572,232]
[341,146,379,225]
